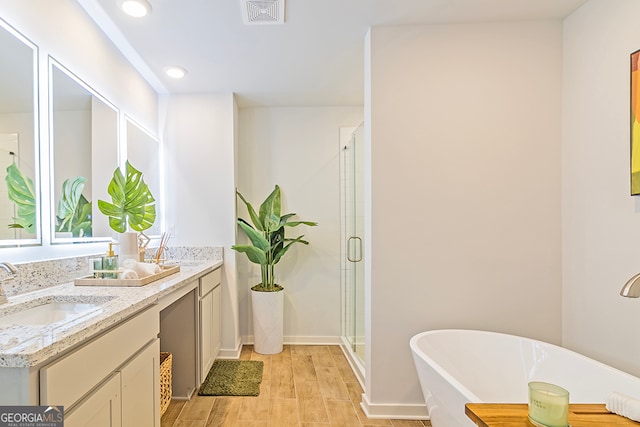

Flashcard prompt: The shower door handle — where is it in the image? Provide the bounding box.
[347,236,362,262]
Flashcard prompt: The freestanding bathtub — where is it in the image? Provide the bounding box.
[409,329,640,427]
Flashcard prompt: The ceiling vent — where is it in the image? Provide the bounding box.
[241,0,285,25]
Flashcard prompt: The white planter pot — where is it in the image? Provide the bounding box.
[251,288,284,354]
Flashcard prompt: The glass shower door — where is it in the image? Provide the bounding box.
[342,123,365,365]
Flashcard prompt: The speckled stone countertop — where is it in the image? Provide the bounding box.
[0,259,222,368]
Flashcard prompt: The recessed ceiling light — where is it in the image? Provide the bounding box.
[164,66,187,79]
[119,0,151,17]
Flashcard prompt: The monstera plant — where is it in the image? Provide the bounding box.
[6,164,92,237]
[97,160,156,233]
[5,163,36,234]
[57,176,92,237]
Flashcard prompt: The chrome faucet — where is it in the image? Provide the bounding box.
[620,272,640,298]
[0,262,17,304]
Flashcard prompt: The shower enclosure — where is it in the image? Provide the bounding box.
[340,123,365,380]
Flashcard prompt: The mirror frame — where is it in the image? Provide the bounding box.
[48,57,120,244]
[0,18,41,248]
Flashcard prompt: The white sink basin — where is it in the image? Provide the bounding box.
[0,298,111,326]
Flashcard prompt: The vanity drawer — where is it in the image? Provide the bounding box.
[200,268,221,296]
[40,305,159,409]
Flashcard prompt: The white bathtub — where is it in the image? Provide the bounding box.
[409,329,640,427]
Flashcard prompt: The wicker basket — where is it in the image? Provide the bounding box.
[159,352,173,416]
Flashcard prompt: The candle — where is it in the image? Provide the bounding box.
[528,381,569,427]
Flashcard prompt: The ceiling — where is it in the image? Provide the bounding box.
[80,0,589,107]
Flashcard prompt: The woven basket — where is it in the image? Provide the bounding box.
[160,352,172,416]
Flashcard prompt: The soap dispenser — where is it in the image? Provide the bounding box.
[102,242,119,279]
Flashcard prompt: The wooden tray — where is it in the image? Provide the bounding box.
[74,265,180,287]
[465,403,639,426]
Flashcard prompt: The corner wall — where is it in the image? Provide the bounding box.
[161,93,240,355]
[365,21,563,416]
[562,0,640,376]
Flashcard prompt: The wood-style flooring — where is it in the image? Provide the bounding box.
[161,345,432,427]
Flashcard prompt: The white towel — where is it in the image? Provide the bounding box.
[122,259,160,278]
[119,269,139,280]
[606,391,640,422]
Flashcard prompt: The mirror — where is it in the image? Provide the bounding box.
[0,19,39,246]
[126,117,162,237]
[49,59,119,242]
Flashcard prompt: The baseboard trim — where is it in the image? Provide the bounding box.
[217,340,243,359]
[360,393,429,420]
[241,335,342,345]
[284,336,342,345]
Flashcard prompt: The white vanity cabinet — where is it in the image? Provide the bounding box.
[40,305,160,427]
[0,261,223,425]
[198,269,221,383]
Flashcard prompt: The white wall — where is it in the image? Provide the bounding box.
[0,0,158,262]
[237,107,363,343]
[562,0,640,376]
[53,110,91,208]
[161,93,241,355]
[365,22,563,416]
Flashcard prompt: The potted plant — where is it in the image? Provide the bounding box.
[232,185,317,354]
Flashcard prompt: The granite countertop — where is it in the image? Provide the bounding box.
[0,259,222,368]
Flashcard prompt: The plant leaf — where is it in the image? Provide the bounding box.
[71,195,92,237]
[273,235,309,264]
[259,185,281,232]
[230,244,267,265]
[237,190,263,231]
[98,160,156,233]
[237,219,270,252]
[282,220,318,228]
[5,163,36,234]
[57,176,88,232]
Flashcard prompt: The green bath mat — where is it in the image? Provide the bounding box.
[198,360,264,396]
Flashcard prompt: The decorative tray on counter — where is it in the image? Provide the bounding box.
[74,265,180,287]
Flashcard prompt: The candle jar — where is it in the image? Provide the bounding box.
[528,381,569,427]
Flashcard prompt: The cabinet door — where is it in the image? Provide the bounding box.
[121,338,160,427]
[65,373,122,427]
[199,284,222,384]
[199,290,214,383]
[211,284,221,359]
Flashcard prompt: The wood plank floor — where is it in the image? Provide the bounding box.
[161,345,432,427]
